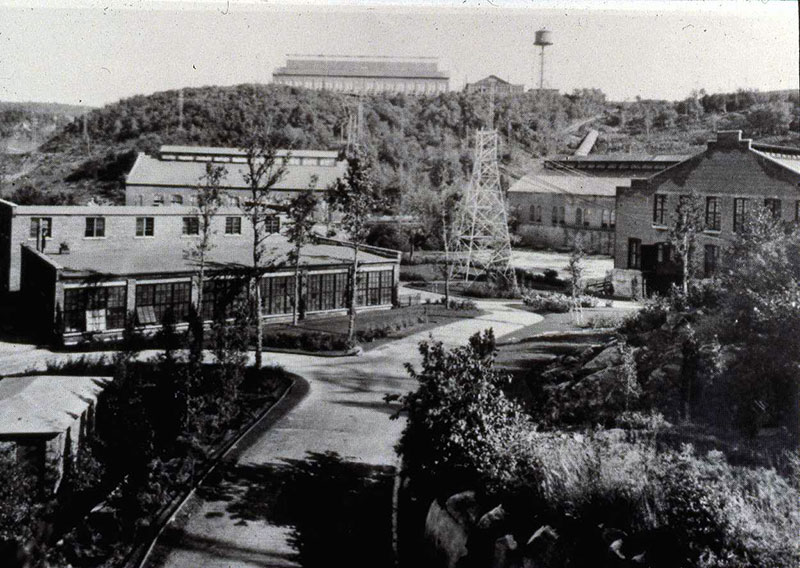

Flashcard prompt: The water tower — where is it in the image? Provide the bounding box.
[534,29,553,90]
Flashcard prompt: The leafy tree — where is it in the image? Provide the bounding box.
[241,124,289,367]
[187,163,225,358]
[285,180,319,325]
[0,450,41,553]
[327,148,382,342]
[669,190,705,296]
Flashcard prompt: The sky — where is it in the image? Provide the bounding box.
[0,0,797,107]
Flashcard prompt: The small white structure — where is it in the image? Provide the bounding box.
[0,375,111,494]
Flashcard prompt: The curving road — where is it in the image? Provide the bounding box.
[140,300,543,568]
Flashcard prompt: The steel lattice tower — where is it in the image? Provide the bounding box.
[451,128,517,287]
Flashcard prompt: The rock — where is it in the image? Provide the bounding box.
[523,525,559,568]
[424,500,469,568]
[445,491,480,527]
[583,345,622,372]
[609,538,626,560]
[477,504,507,531]
[492,534,519,568]
[631,552,647,565]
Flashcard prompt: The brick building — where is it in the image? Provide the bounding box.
[613,131,800,297]
[508,154,688,254]
[465,75,524,95]
[272,55,449,95]
[124,145,345,210]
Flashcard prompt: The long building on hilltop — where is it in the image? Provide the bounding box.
[272,55,449,95]
[125,145,345,209]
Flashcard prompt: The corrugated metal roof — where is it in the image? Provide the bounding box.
[549,154,693,163]
[126,153,345,190]
[0,376,110,436]
[751,149,800,176]
[49,235,394,278]
[274,57,449,79]
[13,204,244,216]
[508,174,631,197]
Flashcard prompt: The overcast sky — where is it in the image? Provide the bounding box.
[0,0,797,107]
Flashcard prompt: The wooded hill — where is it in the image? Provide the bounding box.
[1,84,798,208]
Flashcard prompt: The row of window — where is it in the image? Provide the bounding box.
[653,195,790,232]
[528,205,616,228]
[29,215,279,239]
[62,270,395,333]
[159,155,336,167]
[276,77,447,94]
[627,239,720,278]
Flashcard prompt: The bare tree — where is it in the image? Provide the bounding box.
[327,148,381,343]
[567,234,586,324]
[241,126,289,368]
[285,178,319,326]
[669,190,705,296]
[186,163,225,357]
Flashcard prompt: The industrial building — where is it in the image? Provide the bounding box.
[508,154,689,254]
[19,233,399,345]
[272,55,449,95]
[464,75,524,95]
[0,375,110,494]
[613,131,800,297]
[124,145,345,208]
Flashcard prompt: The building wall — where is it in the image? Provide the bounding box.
[0,200,13,295]
[273,74,449,95]
[508,191,616,254]
[614,136,800,270]
[2,205,263,292]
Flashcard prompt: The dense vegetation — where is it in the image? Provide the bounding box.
[2,85,797,210]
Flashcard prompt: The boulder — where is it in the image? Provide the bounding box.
[609,538,626,560]
[445,491,480,527]
[492,534,519,568]
[631,552,647,565]
[424,499,469,568]
[477,504,507,532]
[583,345,622,372]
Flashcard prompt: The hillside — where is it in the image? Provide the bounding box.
[1,84,798,207]
[0,101,90,154]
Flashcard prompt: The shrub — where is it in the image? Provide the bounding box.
[448,298,478,311]
[462,281,521,299]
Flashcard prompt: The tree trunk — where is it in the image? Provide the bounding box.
[292,248,301,326]
[441,212,450,308]
[254,274,263,368]
[348,245,360,343]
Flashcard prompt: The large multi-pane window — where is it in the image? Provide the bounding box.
[704,245,719,278]
[355,270,393,307]
[653,194,667,225]
[202,278,248,320]
[85,217,105,238]
[182,217,199,236]
[259,275,295,315]
[764,198,782,219]
[63,285,126,333]
[733,198,750,232]
[265,216,280,234]
[705,197,721,231]
[225,216,242,235]
[135,281,191,325]
[29,217,52,239]
[135,217,154,237]
[628,238,641,269]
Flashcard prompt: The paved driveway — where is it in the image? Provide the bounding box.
[142,300,542,568]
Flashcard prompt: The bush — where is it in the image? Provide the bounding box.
[522,291,597,313]
[447,298,478,311]
[461,281,521,299]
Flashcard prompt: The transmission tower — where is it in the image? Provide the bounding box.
[451,125,517,288]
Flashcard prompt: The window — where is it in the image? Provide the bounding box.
[559,206,565,225]
[29,217,52,239]
[551,206,558,226]
[135,281,191,325]
[172,194,184,205]
[182,217,199,236]
[610,209,616,228]
[265,216,280,234]
[529,205,536,222]
[536,206,542,223]
[796,200,800,222]
[628,238,641,269]
[135,217,154,237]
[63,285,126,333]
[202,278,248,321]
[225,216,242,235]
[84,217,105,238]
[705,197,721,231]
[260,275,295,315]
[733,198,750,232]
[575,208,583,226]
[583,208,590,227]
[704,245,719,277]
[153,195,164,206]
[653,194,667,225]
[764,198,782,219]
[601,209,609,228]
[656,243,671,264]
[354,270,394,307]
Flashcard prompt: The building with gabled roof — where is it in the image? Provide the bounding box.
[465,75,524,95]
[272,55,449,95]
[613,130,800,297]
